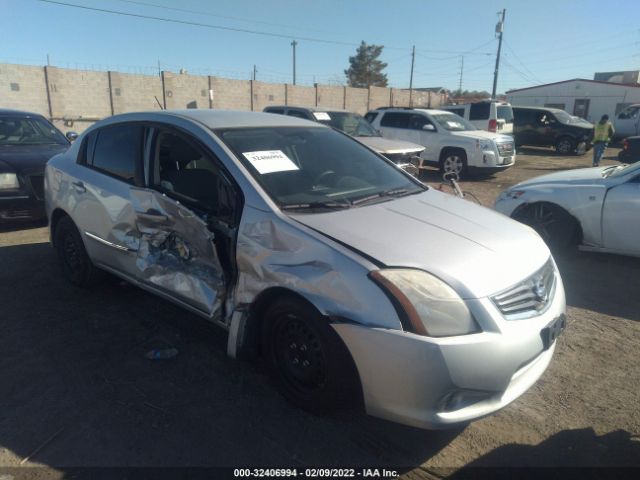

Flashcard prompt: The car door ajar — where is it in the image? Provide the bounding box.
[601,175,640,255]
[130,127,235,320]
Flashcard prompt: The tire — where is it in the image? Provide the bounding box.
[513,203,579,251]
[556,136,576,155]
[261,295,360,413]
[54,216,102,287]
[439,149,468,177]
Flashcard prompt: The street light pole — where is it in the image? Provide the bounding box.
[491,8,506,99]
[291,40,298,85]
[409,45,415,107]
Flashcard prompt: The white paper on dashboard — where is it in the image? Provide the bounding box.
[242,150,299,174]
[312,112,331,121]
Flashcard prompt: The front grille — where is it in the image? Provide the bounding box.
[29,175,45,200]
[491,260,556,319]
[497,142,515,156]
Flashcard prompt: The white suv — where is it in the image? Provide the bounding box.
[440,100,514,134]
[365,108,516,177]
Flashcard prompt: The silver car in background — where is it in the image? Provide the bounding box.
[45,110,566,429]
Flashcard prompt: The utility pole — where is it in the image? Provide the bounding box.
[491,8,506,99]
[409,45,415,107]
[157,59,161,78]
[291,40,298,85]
[458,55,464,96]
[253,64,257,81]
[46,53,51,66]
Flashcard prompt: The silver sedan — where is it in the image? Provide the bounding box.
[45,110,565,429]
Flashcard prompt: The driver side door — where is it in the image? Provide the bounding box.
[601,175,640,255]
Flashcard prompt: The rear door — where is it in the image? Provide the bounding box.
[601,175,640,255]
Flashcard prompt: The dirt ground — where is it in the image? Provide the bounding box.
[0,146,638,478]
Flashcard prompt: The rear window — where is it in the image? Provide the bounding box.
[469,102,490,120]
[497,105,514,124]
[364,112,379,123]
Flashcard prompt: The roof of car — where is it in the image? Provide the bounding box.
[0,108,46,117]
[114,109,327,129]
[373,108,451,115]
[512,106,565,114]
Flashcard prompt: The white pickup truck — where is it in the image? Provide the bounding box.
[365,108,515,177]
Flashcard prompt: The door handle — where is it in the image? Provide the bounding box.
[137,209,168,222]
[72,180,86,193]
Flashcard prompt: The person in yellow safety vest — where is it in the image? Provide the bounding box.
[592,114,615,167]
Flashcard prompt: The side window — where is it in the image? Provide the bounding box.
[469,103,490,120]
[152,130,237,220]
[380,112,411,129]
[90,124,143,184]
[77,130,97,165]
[408,114,429,130]
[265,108,285,115]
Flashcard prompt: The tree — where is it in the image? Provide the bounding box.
[344,41,388,88]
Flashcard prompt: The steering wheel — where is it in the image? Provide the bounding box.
[314,170,338,186]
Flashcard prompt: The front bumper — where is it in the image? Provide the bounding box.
[333,273,565,429]
[0,193,45,221]
[470,148,515,173]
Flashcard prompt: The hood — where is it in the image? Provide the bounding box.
[355,136,424,154]
[451,130,514,142]
[0,144,69,173]
[513,167,606,188]
[289,190,550,299]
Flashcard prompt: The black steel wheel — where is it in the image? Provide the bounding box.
[262,296,360,413]
[556,136,576,155]
[54,216,102,286]
[513,203,579,251]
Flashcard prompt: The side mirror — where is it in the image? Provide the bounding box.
[422,124,436,131]
[66,131,78,142]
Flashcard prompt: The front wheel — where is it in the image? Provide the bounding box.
[556,137,576,155]
[439,150,468,177]
[513,203,579,251]
[261,296,360,413]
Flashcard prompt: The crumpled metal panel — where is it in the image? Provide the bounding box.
[129,189,225,317]
[232,205,401,329]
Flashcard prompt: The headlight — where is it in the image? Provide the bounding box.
[0,173,20,190]
[370,269,479,337]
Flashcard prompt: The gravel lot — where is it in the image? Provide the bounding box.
[0,146,638,478]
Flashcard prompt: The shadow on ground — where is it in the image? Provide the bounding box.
[0,242,460,470]
[555,250,640,322]
[0,219,47,234]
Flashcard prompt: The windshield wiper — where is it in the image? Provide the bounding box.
[351,188,423,206]
[601,165,622,177]
[281,201,352,211]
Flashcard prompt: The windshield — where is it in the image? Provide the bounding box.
[0,116,68,146]
[318,112,380,137]
[607,161,640,178]
[431,113,477,131]
[497,105,514,124]
[216,126,424,210]
[552,110,575,124]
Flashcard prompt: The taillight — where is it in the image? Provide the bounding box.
[623,138,629,150]
[488,119,497,132]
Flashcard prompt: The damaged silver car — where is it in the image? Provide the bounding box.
[45,110,566,429]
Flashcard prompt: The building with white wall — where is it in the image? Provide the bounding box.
[506,78,640,122]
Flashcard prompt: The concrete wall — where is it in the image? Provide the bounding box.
[109,71,163,113]
[0,64,49,115]
[0,62,445,132]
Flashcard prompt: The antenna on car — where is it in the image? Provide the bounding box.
[154,96,165,110]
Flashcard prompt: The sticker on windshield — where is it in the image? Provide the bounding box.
[312,112,331,121]
[242,150,299,174]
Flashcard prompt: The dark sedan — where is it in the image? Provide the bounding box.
[0,109,75,221]
[618,136,640,163]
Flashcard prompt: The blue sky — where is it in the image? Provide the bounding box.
[2,0,639,93]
